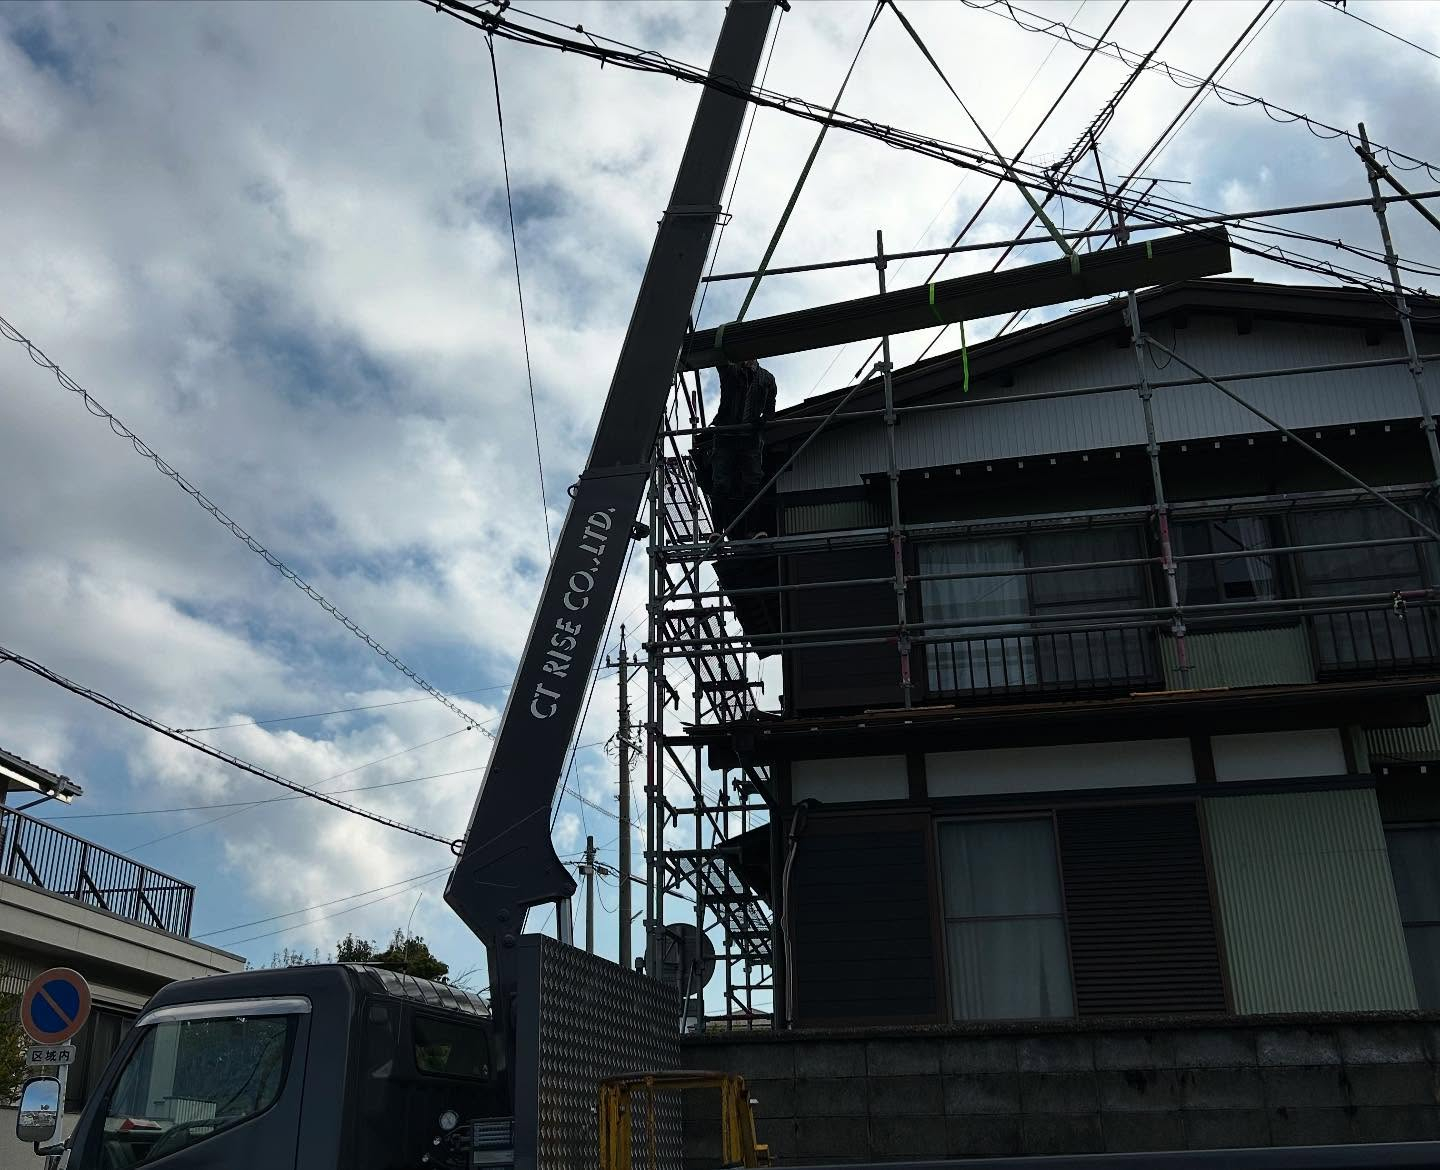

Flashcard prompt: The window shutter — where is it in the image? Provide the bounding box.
[1057,803,1226,1016]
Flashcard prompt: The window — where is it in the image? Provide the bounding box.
[1385,825,1440,1008]
[1292,505,1439,671]
[920,538,1032,694]
[1173,517,1279,607]
[65,1007,134,1111]
[101,1013,295,1166]
[938,819,1073,1020]
[919,528,1152,697]
[411,1014,489,1079]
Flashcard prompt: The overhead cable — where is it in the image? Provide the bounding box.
[0,313,489,737]
[1318,0,1440,64]
[195,866,454,938]
[733,2,884,323]
[0,646,459,847]
[957,0,1440,181]
[175,684,507,733]
[486,35,552,557]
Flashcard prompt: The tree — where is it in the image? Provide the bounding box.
[0,977,28,1102]
[373,931,449,982]
[335,933,374,963]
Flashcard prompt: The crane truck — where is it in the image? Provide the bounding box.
[11,1,1256,1167]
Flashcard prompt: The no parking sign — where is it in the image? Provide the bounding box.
[20,967,91,1046]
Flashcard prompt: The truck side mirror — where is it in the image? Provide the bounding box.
[15,1077,61,1144]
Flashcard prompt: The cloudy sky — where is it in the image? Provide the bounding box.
[2,0,1439,990]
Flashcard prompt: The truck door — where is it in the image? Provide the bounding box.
[67,996,311,1170]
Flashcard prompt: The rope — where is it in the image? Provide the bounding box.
[487,35,552,557]
[731,2,884,325]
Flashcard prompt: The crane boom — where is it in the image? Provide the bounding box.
[444,0,777,1092]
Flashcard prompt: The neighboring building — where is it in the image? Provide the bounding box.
[0,749,243,1138]
[679,278,1440,1160]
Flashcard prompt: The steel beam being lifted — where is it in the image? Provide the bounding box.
[680,228,1232,370]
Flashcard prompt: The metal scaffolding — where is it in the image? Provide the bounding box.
[638,139,1440,1030]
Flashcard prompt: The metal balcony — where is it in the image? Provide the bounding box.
[0,805,195,936]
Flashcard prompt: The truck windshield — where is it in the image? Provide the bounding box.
[99,1012,296,1166]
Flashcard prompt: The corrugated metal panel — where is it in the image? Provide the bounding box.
[780,319,1417,491]
[1159,626,1315,689]
[1369,693,1440,762]
[1203,789,1417,1013]
[782,498,887,534]
[1057,804,1226,1016]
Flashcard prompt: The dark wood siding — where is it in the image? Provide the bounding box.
[787,813,940,1024]
[1057,803,1226,1016]
[785,547,902,713]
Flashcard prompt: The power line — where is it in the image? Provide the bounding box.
[43,764,488,820]
[124,727,472,850]
[220,872,452,949]
[486,35,552,557]
[958,0,1440,181]
[0,313,488,736]
[175,685,507,733]
[196,866,453,938]
[0,645,458,847]
[1318,0,1440,63]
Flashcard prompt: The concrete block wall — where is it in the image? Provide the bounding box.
[681,1017,1440,1166]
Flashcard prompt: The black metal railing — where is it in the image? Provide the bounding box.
[1311,602,1440,678]
[0,806,195,936]
[924,626,1160,702]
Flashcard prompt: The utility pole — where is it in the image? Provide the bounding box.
[606,626,635,969]
[1356,122,1440,489]
[581,835,596,954]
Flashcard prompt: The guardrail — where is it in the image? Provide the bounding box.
[0,805,194,936]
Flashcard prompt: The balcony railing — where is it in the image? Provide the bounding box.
[0,805,195,936]
[922,601,1440,704]
[924,627,1160,702]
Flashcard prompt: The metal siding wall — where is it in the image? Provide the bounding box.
[1203,789,1417,1014]
[1369,693,1440,762]
[782,499,887,534]
[1159,626,1316,689]
[780,320,1417,491]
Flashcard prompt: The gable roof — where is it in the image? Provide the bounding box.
[766,278,1440,447]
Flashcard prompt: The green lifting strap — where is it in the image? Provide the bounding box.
[960,319,970,394]
[1146,240,1154,260]
[927,283,945,325]
[714,321,730,364]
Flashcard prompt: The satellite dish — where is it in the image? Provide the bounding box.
[658,923,716,991]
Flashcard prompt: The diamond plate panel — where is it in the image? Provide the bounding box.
[515,935,681,1170]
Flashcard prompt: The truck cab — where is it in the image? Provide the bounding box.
[19,965,499,1170]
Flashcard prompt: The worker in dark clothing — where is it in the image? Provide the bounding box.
[697,359,777,534]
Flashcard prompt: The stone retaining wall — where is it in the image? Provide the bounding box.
[680,1016,1440,1166]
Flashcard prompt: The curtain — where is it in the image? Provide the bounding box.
[920,539,1034,694]
[939,820,1074,1021]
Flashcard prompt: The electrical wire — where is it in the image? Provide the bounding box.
[694,5,786,328]
[958,0,1440,180]
[807,0,1123,398]
[220,872,452,949]
[486,35,552,557]
[42,764,488,820]
[195,866,454,938]
[1318,0,1440,64]
[123,726,474,850]
[0,313,488,736]
[0,645,458,847]
[174,684,508,733]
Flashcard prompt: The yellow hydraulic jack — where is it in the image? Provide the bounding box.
[599,1069,771,1170]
